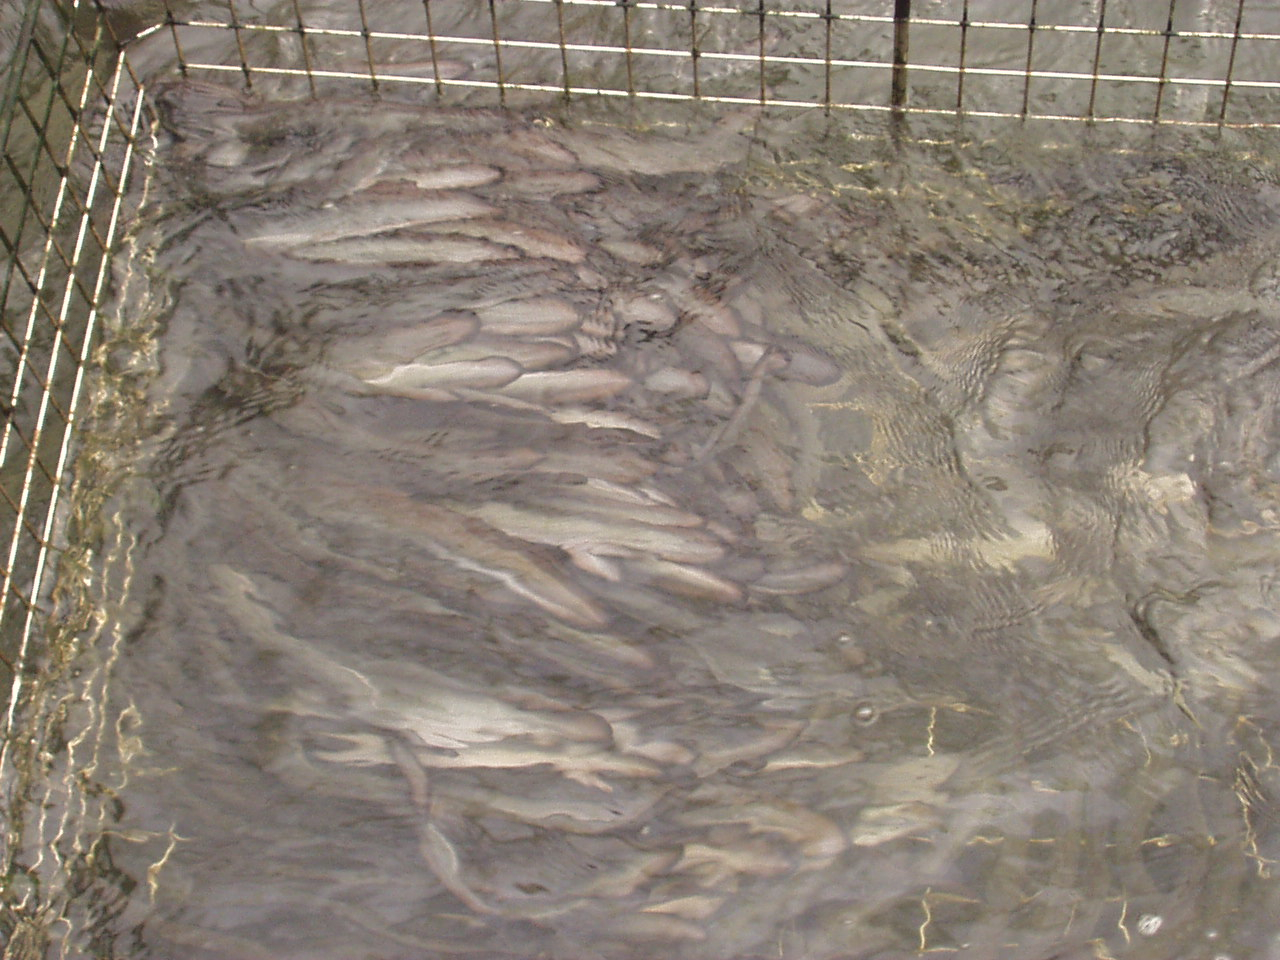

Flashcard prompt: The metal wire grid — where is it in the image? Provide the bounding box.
[138,0,1280,127]
[0,2,145,752]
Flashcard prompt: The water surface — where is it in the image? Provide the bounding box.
[23,82,1280,959]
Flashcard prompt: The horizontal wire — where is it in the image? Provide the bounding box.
[178,62,1280,127]
[146,11,1280,44]
[144,18,1280,92]
[178,46,1280,92]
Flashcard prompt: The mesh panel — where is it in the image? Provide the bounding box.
[0,5,149,949]
[129,0,1280,124]
[0,2,143,727]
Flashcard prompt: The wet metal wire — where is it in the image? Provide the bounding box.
[130,0,1280,125]
[0,1,144,723]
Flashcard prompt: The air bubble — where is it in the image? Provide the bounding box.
[853,703,878,725]
[1136,913,1162,936]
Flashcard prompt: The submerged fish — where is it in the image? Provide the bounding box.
[210,565,610,750]
[125,80,1267,960]
[328,486,612,629]
[243,194,495,247]
[291,233,520,264]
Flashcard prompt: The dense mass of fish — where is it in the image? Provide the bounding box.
[74,80,1280,959]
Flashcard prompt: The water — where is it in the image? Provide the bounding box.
[12,78,1280,959]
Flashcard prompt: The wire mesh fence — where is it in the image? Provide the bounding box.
[0,2,143,721]
[0,13,147,951]
[130,0,1280,125]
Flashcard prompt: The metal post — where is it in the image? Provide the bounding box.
[891,0,910,113]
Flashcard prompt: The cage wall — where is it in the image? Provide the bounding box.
[120,0,1280,125]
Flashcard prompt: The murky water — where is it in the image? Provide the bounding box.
[27,80,1280,958]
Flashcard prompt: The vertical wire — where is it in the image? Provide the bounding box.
[356,0,379,94]
[621,0,635,97]
[1020,0,1037,118]
[1153,0,1178,122]
[224,0,252,90]
[689,0,701,101]
[488,0,506,107]
[422,0,443,98]
[87,0,119,47]
[823,0,833,114]
[1086,0,1108,121]
[1216,0,1247,127]
[555,0,571,101]
[290,0,316,98]
[757,0,767,106]
[891,0,910,113]
[79,13,145,195]
[160,0,188,78]
[79,0,126,112]
[956,0,969,114]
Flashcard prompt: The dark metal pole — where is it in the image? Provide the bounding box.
[1152,0,1177,123]
[891,0,910,113]
[1217,0,1247,126]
